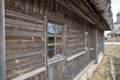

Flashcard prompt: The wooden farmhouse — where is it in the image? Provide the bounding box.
[0,0,112,80]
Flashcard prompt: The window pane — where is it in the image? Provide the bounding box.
[85,32,89,48]
[85,32,88,39]
[56,45,62,54]
[48,23,56,35]
[48,46,55,58]
[56,25,63,35]
[56,37,62,43]
[48,37,55,44]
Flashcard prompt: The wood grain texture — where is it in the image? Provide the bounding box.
[4,0,107,79]
[66,16,85,57]
[0,0,6,80]
[5,9,45,79]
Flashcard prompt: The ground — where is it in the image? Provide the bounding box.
[89,43,120,80]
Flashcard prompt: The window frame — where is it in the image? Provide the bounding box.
[85,31,89,49]
[47,22,64,60]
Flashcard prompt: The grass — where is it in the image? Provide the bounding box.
[89,44,120,80]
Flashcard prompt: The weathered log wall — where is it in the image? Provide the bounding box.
[5,1,45,79]
[66,14,85,57]
[4,0,106,80]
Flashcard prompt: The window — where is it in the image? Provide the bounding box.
[85,32,89,49]
[47,23,63,59]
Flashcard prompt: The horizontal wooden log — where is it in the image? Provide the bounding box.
[6,54,44,70]
[6,41,44,50]
[7,58,44,71]
[7,61,44,79]
[5,18,43,28]
[6,48,44,60]
[6,24,44,33]
[5,10,44,24]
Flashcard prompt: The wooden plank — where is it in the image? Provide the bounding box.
[0,0,6,80]
[5,18,44,29]
[7,59,44,71]
[6,49,44,60]
[6,31,43,39]
[5,24,44,33]
[6,54,44,71]
[6,40,44,49]
[67,51,85,61]
[11,67,46,80]
[7,63,45,79]
[95,27,98,63]
[44,15,48,79]
[64,21,68,80]
[5,10,44,24]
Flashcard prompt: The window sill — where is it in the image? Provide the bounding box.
[48,54,64,65]
[67,51,85,61]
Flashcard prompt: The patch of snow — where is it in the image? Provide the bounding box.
[104,42,120,44]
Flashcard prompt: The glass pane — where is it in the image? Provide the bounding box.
[85,32,89,48]
[85,32,88,39]
[56,25,63,35]
[56,45,62,54]
[48,37,55,44]
[48,23,56,35]
[48,46,55,58]
[56,37,62,43]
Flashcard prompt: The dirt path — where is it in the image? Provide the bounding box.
[113,57,120,80]
[89,55,112,80]
[89,44,120,80]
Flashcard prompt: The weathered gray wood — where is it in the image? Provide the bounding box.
[7,59,44,71]
[64,21,68,80]
[7,62,44,79]
[95,27,98,63]
[0,0,6,80]
[103,31,105,55]
[44,15,48,79]
[6,48,44,59]
[5,6,45,80]
[4,0,112,79]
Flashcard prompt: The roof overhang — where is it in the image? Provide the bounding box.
[57,0,113,31]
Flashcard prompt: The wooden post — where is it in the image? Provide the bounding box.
[0,0,6,80]
[64,22,68,80]
[103,31,105,55]
[44,15,48,79]
[94,27,98,63]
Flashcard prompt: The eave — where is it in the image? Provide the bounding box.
[57,0,112,31]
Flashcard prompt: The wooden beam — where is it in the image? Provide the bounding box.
[56,0,95,24]
[64,22,68,80]
[103,31,105,55]
[95,27,98,63]
[44,15,48,79]
[0,0,6,80]
[67,51,85,61]
[12,67,46,80]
